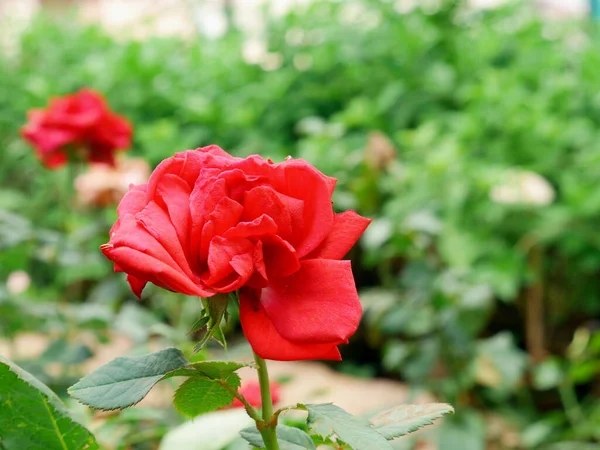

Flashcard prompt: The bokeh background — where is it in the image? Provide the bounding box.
[1,0,600,449]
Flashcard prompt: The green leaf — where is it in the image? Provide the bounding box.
[188,316,210,335]
[68,348,188,410]
[173,373,241,418]
[238,427,265,448]
[193,329,210,353]
[194,295,229,352]
[160,360,249,381]
[274,425,317,450]
[240,425,317,450]
[310,433,354,448]
[0,356,98,450]
[188,361,250,379]
[370,403,454,439]
[206,294,229,325]
[212,324,227,348]
[300,403,392,450]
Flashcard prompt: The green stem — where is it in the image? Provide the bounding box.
[216,379,261,422]
[559,379,584,427]
[59,165,73,304]
[61,162,81,302]
[254,353,280,450]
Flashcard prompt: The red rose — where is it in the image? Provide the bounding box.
[21,89,132,169]
[101,146,371,361]
[231,381,281,408]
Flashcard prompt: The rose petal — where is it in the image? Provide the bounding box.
[242,186,293,240]
[223,214,278,240]
[199,197,244,261]
[47,89,105,129]
[261,235,300,279]
[38,149,68,169]
[196,145,239,161]
[117,184,148,217]
[254,240,267,280]
[204,236,254,291]
[239,288,342,361]
[136,201,197,281]
[306,211,371,260]
[146,155,184,197]
[103,246,210,297]
[109,214,178,269]
[275,193,304,242]
[146,149,232,198]
[88,143,117,166]
[21,110,78,154]
[104,214,211,296]
[190,177,227,256]
[273,160,334,257]
[260,259,362,343]
[109,184,148,237]
[88,117,132,166]
[300,158,336,197]
[126,274,147,299]
[155,174,192,255]
[246,240,269,289]
[228,157,334,257]
[219,252,255,292]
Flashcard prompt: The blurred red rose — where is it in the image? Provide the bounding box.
[21,89,132,169]
[101,146,370,361]
[231,381,281,408]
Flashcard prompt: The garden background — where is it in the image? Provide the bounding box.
[1,0,599,449]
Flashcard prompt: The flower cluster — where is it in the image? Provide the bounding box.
[21,89,131,169]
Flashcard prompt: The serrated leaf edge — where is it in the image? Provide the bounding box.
[68,354,252,412]
[371,403,455,439]
[0,357,98,448]
[172,372,241,418]
[298,403,392,449]
[67,348,188,411]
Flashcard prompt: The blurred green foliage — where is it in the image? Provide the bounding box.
[2,0,600,448]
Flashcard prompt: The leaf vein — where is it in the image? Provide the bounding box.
[41,393,68,450]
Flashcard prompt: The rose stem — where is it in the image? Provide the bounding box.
[254,353,280,450]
